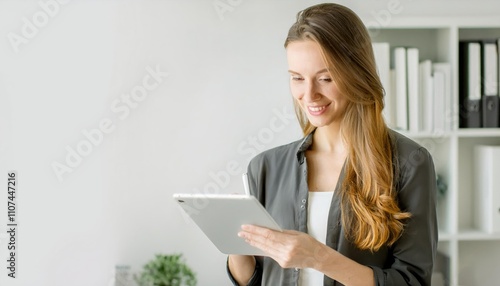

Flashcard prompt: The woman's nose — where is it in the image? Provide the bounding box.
[303,80,321,102]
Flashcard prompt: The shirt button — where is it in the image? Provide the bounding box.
[300,205,305,209]
[301,199,306,203]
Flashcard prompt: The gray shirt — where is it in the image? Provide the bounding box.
[228,130,438,286]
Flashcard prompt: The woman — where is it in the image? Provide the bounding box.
[227,3,437,286]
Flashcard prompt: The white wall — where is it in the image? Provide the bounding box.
[0,0,499,285]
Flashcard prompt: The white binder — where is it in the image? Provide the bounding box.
[474,145,500,233]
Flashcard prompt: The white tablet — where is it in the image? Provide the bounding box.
[173,193,282,255]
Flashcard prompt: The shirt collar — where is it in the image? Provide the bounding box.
[296,131,314,164]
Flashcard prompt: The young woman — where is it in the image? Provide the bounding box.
[227,3,437,286]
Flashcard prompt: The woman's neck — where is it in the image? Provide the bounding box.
[311,124,346,155]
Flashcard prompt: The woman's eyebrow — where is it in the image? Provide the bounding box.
[288,68,329,75]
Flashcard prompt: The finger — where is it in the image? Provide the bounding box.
[238,226,284,252]
[240,230,305,269]
[238,229,276,246]
[241,224,290,241]
[241,224,271,234]
[239,230,283,259]
[239,228,297,262]
[243,225,287,247]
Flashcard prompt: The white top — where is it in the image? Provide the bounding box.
[299,191,334,286]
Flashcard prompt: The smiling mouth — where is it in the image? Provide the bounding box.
[308,105,327,112]
[307,103,330,114]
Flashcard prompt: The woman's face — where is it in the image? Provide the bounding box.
[286,40,347,128]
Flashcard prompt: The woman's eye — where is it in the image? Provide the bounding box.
[319,77,332,82]
[291,76,303,81]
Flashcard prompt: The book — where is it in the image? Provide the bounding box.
[459,41,482,128]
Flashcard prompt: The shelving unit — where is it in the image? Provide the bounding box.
[368,17,500,286]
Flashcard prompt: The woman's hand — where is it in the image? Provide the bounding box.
[238,224,329,269]
[239,224,375,286]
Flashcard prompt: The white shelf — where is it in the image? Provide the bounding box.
[438,230,500,242]
[396,129,500,138]
[370,18,500,286]
[456,128,500,137]
[457,229,500,241]
[396,128,500,139]
[398,130,452,139]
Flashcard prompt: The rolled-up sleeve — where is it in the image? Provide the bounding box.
[226,159,265,286]
[369,147,438,285]
[226,257,262,286]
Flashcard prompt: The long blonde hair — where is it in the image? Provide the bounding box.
[285,3,411,251]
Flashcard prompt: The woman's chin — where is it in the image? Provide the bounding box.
[307,117,342,129]
[307,117,330,128]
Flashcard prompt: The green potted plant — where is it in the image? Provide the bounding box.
[135,253,197,286]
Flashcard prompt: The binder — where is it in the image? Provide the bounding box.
[433,71,445,133]
[407,48,420,132]
[372,42,394,127]
[419,60,433,133]
[433,63,453,131]
[394,47,408,130]
[459,41,482,128]
[481,40,499,127]
[474,145,500,233]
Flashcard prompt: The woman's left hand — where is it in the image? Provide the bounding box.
[238,224,330,269]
